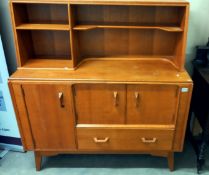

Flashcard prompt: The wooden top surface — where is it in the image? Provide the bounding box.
[11,0,189,5]
[10,60,192,83]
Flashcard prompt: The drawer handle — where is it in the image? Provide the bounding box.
[113,91,118,106]
[135,92,140,107]
[58,92,65,108]
[141,137,157,143]
[94,137,109,143]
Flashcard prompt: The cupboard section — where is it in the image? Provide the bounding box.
[11,83,76,150]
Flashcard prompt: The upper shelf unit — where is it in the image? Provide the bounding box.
[71,5,186,32]
[10,0,189,71]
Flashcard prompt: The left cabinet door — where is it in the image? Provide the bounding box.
[21,83,76,150]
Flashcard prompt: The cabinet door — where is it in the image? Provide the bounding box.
[73,84,126,124]
[22,83,76,150]
[127,84,179,125]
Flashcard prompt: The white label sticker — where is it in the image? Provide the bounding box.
[181,88,189,92]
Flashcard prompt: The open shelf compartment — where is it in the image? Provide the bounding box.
[12,3,69,30]
[71,5,186,32]
[16,30,72,69]
[75,28,181,63]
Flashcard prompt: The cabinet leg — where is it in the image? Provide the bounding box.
[34,152,42,171]
[167,152,174,171]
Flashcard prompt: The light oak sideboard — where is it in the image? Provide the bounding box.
[8,0,192,171]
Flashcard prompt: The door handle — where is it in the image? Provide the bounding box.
[135,92,140,107]
[113,91,118,106]
[93,137,109,143]
[141,137,157,143]
[58,92,65,108]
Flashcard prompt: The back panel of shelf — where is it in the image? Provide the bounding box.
[72,5,185,27]
[12,3,69,25]
[76,28,180,59]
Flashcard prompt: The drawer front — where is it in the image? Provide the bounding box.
[77,127,174,151]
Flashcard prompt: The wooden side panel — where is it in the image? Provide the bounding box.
[127,84,179,125]
[174,6,189,70]
[10,2,26,66]
[9,82,34,150]
[69,5,82,67]
[173,83,193,151]
[74,84,126,124]
[22,83,76,150]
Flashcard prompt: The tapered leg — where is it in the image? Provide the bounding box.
[34,152,42,171]
[167,152,174,171]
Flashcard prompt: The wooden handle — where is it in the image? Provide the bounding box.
[113,91,118,106]
[141,137,157,143]
[94,137,109,143]
[135,92,140,107]
[58,92,64,108]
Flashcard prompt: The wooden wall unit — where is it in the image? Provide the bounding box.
[9,0,192,171]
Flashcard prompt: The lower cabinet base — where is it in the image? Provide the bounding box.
[34,151,174,171]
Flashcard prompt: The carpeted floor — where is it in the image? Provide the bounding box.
[0,142,208,175]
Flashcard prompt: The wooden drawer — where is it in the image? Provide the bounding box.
[77,126,174,151]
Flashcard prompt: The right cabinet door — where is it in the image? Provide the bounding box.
[127,84,179,125]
